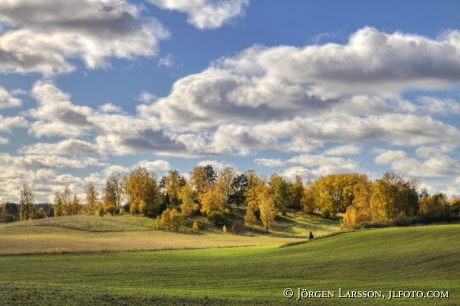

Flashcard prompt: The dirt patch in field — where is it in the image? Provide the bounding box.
[0,226,304,255]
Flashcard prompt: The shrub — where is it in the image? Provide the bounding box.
[207,211,227,226]
[192,221,199,231]
[231,220,244,234]
[309,231,314,240]
[123,203,130,213]
[105,206,118,216]
[222,225,227,233]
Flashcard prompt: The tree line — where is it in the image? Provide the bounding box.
[2,166,460,231]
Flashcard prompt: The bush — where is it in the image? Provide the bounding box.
[321,209,331,219]
[231,220,244,234]
[309,231,314,239]
[222,225,227,233]
[192,221,199,231]
[207,211,227,226]
[123,203,130,213]
[0,213,15,223]
[105,206,118,216]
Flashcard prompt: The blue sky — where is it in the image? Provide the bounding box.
[2,0,460,202]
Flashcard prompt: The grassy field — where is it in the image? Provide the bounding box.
[0,213,338,254]
[1,224,459,305]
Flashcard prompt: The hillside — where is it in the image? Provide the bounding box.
[0,224,459,305]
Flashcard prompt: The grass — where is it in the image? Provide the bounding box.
[1,224,459,305]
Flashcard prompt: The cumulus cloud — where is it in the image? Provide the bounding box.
[135,159,171,171]
[141,27,460,133]
[197,159,233,171]
[0,153,108,169]
[26,81,191,156]
[375,149,460,177]
[136,90,157,103]
[415,96,460,115]
[0,167,85,202]
[0,136,9,144]
[147,0,249,30]
[0,0,169,75]
[0,87,22,108]
[19,139,102,156]
[324,144,361,156]
[98,103,123,114]
[253,158,285,168]
[0,115,28,132]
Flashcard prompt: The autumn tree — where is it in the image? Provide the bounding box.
[71,194,81,215]
[244,207,257,230]
[19,184,36,221]
[420,192,448,217]
[60,187,72,216]
[190,166,211,197]
[370,172,419,220]
[229,173,247,207]
[301,180,316,213]
[216,167,236,204]
[270,173,290,215]
[258,189,277,233]
[85,182,100,215]
[102,172,122,213]
[159,208,184,231]
[126,167,162,215]
[54,191,63,217]
[179,183,198,217]
[200,184,224,215]
[290,175,304,209]
[163,170,185,206]
[244,170,264,211]
[343,177,373,227]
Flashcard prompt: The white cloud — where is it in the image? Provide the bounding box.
[0,153,108,169]
[142,28,460,133]
[325,144,361,156]
[0,87,22,108]
[158,53,176,67]
[0,136,9,144]
[279,166,313,181]
[286,154,358,176]
[0,0,169,75]
[98,103,123,114]
[135,159,171,171]
[0,115,28,132]
[19,139,102,156]
[197,159,233,171]
[147,0,249,30]
[253,158,285,168]
[375,149,460,177]
[136,90,157,103]
[375,150,408,164]
[416,96,460,115]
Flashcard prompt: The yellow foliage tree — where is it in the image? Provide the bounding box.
[199,185,224,215]
[244,207,256,229]
[126,167,162,215]
[179,184,198,217]
[259,192,276,233]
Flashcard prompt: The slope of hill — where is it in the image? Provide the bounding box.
[0,224,458,305]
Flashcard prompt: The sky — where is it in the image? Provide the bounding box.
[2,0,460,203]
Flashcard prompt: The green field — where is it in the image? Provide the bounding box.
[1,223,459,305]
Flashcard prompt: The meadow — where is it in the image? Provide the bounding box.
[1,221,459,305]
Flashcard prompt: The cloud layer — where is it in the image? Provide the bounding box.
[0,0,169,75]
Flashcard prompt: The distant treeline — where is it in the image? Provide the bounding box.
[2,166,460,231]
